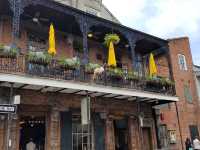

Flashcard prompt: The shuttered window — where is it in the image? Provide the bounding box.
[184,84,193,103]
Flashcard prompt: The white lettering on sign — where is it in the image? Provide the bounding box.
[0,105,16,113]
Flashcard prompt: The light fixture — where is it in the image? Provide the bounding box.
[32,17,39,23]
[88,33,93,38]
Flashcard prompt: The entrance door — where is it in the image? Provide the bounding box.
[114,119,128,150]
[142,127,153,150]
[19,116,45,150]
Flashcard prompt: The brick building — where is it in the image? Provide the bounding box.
[157,37,200,150]
[0,0,179,150]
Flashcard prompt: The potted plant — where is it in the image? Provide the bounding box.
[85,63,101,74]
[27,51,52,66]
[0,44,19,58]
[107,67,124,79]
[127,71,139,81]
[104,33,120,47]
[58,57,80,70]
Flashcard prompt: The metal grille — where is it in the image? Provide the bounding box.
[72,115,93,150]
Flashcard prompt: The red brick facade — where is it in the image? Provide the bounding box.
[160,37,200,150]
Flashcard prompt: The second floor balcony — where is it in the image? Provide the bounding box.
[0,0,176,100]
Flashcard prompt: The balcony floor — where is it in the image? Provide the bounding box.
[0,73,178,105]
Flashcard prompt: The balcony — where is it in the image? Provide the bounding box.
[0,0,178,104]
[0,52,175,96]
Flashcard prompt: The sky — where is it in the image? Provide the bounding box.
[103,0,200,65]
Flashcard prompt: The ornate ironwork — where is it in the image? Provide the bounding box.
[0,56,176,96]
[8,0,23,43]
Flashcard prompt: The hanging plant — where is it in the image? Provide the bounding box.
[104,33,120,47]
[27,51,52,65]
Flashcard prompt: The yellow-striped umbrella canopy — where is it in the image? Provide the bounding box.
[149,53,157,77]
[48,24,56,56]
[107,41,117,67]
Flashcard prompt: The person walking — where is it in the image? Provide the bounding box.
[185,137,192,150]
[193,136,200,150]
[26,138,36,150]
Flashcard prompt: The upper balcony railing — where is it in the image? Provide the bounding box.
[0,48,176,96]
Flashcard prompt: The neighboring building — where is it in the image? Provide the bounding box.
[54,0,120,23]
[194,65,200,101]
[0,0,178,150]
[157,37,200,150]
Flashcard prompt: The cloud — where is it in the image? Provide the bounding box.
[103,0,200,65]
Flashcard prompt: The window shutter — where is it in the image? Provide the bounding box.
[94,113,105,150]
[184,85,192,103]
[61,111,72,150]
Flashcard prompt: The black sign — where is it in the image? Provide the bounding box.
[0,104,17,114]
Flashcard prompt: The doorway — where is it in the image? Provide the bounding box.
[142,127,153,150]
[19,116,46,150]
[114,119,128,150]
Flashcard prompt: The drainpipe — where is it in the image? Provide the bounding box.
[175,102,184,150]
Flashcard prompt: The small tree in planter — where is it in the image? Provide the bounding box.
[58,57,80,70]
[27,51,52,66]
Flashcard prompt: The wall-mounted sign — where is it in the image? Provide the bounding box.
[81,97,91,125]
[0,104,17,114]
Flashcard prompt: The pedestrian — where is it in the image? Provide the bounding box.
[26,138,36,150]
[185,137,192,150]
[193,136,200,150]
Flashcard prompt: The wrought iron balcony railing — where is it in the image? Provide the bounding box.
[0,55,176,96]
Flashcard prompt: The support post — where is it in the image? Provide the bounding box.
[9,0,22,44]
[128,116,139,150]
[79,16,89,65]
[6,83,13,150]
[105,115,115,150]
[126,33,137,70]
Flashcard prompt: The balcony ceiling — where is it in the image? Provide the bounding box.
[0,73,178,106]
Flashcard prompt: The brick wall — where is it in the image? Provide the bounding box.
[160,37,200,150]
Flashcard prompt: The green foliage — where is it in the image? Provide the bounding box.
[0,44,4,51]
[27,51,52,65]
[104,34,120,47]
[145,76,175,86]
[107,67,123,78]
[127,71,139,80]
[85,63,101,73]
[0,45,19,58]
[58,57,80,70]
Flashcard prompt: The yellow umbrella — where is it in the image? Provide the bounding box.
[48,23,56,56]
[107,41,117,67]
[149,53,157,77]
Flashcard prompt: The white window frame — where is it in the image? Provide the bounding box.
[178,54,187,71]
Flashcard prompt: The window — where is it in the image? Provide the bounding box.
[184,84,193,103]
[189,125,199,141]
[159,125,169,148]
[72,114,94,150]
[178,54,187,71]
